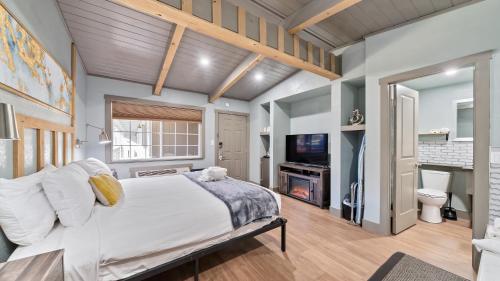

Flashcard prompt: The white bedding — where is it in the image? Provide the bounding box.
[9,175,281,281]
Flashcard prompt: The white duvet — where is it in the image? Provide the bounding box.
[9,175,281,280]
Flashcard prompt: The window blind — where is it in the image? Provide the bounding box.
[111,100,202,122]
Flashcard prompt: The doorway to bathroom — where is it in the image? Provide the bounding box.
[377,53,491,266]
[391,67,475,234]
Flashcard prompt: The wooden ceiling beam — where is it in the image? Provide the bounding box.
[110,0,340,80]
[286,0,361,34]
[153,24,185,96]
[210,54,264,102]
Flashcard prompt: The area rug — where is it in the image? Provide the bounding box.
[367,252,470,281]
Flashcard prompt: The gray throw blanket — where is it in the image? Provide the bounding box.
[184,171,279,229]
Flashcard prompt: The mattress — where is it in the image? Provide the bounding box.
[9,175,281,281]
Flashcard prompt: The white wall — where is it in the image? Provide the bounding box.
[85,76,250,179]
[0,0,88,164]
[362,0,500,224]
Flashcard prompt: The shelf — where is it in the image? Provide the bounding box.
[260,132,270,136]
[419,132,449,141]
[419,132,449,136]
[341,125,365,132]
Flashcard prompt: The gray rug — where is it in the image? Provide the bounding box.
[368,252,469,281]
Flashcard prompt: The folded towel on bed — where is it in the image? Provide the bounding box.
[473,238,500,255]
[198,166,227,182]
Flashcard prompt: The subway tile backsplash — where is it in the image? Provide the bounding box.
[419,141,473,168]
[490,163,500,224]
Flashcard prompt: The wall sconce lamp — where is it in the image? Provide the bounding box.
[75,123,111,148]
[0,103,19,140]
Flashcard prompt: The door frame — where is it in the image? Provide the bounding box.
[378,51,491,264]
[214,110,250,181]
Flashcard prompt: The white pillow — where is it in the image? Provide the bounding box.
[473,238,500,255]
[0,165,57,245]
[74,157,113,176]
[42,164,96,227]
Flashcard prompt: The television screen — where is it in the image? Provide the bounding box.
[286,134,328,165]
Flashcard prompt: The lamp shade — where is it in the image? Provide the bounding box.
[0,103,19,140]
[98,130,111,144]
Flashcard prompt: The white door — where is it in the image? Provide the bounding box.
[392,85,419,234]
[216,112,248,180]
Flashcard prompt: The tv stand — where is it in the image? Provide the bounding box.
[278,162,330,208]
[289,162,329,169]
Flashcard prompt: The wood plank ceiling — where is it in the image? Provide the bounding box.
[301,0,475,47]
[58,0,302,100]
[58,0,172,84]
[246,0,475,47]
[58,0,477,101]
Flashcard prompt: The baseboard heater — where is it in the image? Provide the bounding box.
[129,164,193,178]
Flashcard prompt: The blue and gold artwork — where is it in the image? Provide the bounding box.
[0,5,72,114]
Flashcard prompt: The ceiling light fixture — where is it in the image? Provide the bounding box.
[255,72,264,81]
[199,57,210,67]
[445,68,458,76]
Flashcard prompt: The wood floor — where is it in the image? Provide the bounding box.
[152,195,473,281]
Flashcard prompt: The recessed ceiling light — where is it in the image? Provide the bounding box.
[199,57,210,67]
[255,72,264,81]
[445,68,458,76]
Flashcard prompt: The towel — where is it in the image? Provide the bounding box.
[472,238,500,255]
[198,166,227,182]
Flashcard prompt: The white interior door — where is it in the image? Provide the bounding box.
[216,112,248,180]
[392,85,419,234]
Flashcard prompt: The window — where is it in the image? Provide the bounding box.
[107,97,203,162]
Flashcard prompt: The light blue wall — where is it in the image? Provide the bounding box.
[248,71,331,184]
[85,75,250,179]
[289,94,332,137]
[363,0,500,224]
[250,0,500,225]
[419,82,473,137]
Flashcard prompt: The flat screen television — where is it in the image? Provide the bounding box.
[286,134,328,166]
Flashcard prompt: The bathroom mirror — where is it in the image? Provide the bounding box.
[455,98,473,141]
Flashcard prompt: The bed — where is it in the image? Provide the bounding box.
[6,174,286,281]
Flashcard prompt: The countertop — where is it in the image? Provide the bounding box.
[419,162,473,171]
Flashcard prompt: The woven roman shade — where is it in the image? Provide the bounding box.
[111,100,202,122]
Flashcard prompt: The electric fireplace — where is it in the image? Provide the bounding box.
[288,175,314,201]
[278,162,330,208]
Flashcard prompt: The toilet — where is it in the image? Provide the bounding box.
[417,170,451,223]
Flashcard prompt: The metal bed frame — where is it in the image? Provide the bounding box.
[123,217,287,281]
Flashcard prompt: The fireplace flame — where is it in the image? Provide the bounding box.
[290,188,309,200]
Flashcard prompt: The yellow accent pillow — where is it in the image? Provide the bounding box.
[88,174,124,206]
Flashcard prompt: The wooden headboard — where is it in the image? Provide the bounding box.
[0,114,75,262]
[13,114,75,177]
